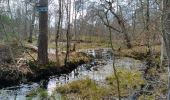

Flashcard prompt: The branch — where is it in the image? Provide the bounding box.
[97,10,122,33]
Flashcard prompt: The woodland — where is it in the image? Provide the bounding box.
[0,0,169,100]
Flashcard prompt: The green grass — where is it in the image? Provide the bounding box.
[56,78,110,100]
[26,88,48,100]
[106,68,145,97]
[55,68,145,99]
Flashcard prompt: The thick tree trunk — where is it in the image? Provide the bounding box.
[162,0,170,99]
[37,0,49,65]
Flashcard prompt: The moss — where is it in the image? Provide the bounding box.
[26,88,48,100]
[56,78,110,100]
[55,69,145,99]
[106,68,145,97]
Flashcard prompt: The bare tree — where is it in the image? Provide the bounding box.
[97,6,121,99]
[98,0,132,49]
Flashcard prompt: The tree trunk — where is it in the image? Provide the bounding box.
[28,4,36,43]
[65,0,71,66]
[106,11,121,100]
[112,4,132,49]
[120,22,132,49]
[37,0,49,65]
[24,1,28,38]
[73,0,77,51]
[55,0,62,66]
[146,0,151,55]
[162,0,170,99]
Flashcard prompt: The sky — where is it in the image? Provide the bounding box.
[1,0,134,27]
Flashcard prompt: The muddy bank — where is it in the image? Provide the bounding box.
[0,51,92,88]
[27,54,92,82]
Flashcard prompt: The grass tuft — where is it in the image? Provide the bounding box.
[106,68,145,97]
[56,78,110,100]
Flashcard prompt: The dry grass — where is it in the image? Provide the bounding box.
[25,51,92,68]
[116,45,161,60]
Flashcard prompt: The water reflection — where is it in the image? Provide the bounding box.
[0,83,39,100]
[47,49,113,95]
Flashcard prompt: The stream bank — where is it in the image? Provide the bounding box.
[0,48,149,100]
[0,48,92,88]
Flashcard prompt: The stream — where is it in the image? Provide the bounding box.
[0,48,146,100]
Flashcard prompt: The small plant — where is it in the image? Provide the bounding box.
[27,60,38,71]
[26,88,48,100]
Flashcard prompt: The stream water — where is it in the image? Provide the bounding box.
[0,48,146,100]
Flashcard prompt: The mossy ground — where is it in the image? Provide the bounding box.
[53,66,167,100]
[106,68,145,97]
[26,88,48,100]
[56,78,110,100]
[54,68,145,100]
